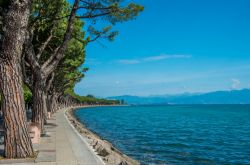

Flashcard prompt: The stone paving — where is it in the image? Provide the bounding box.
[0,109,104,165]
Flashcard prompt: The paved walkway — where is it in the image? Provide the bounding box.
[1,109,104,165]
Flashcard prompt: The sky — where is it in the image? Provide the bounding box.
[74,0,250,97]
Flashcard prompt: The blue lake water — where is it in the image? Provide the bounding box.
[74,105,250,165]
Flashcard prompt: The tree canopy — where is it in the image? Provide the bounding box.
[0,0,142,158]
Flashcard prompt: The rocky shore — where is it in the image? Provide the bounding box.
[65,107,140,165]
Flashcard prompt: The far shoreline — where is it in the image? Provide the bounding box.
[65,105,139,165]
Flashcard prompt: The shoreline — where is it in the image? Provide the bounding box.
[65,105,140,165]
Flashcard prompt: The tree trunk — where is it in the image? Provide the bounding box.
[0,0,34,158]
[48,94,58,113]
[0,63,34,158]
[31,80,47,133]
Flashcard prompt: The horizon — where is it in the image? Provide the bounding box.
[106,88,250,98]
[2,0,250,163]
[74,0,250,97]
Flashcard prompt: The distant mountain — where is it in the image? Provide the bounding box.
[108,89,250,105]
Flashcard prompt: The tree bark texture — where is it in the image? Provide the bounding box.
[31,78,47,133]
[0,0,34,158]
[47,94,58,113]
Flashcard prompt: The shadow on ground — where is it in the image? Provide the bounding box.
[45,123,58,128]
[0,149,3,157]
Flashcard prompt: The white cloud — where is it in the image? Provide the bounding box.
[231,79,240,89]
[144,54,192,62]
[117,54,191,65]
[117,59,140,65]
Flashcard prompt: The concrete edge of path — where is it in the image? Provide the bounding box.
[63,108,105,165]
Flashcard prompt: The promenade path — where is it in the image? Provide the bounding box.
[0,108,104,165]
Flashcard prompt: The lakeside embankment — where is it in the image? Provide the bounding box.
[66,106,139,165]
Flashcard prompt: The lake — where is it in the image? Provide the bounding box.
[74,105,250,165]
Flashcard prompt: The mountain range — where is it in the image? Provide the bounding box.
[107,89,250,105]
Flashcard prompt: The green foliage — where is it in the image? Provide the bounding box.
[31,0,76,63]
[87,26,119,42]
[23,86,32,106]
[66,90,119,105]
[29,0,143,105]
[31,0,87,95]
[78,0,144,42]
[108,3,144,24]
[86,94,95,98]
[77,0,144,24]
[0,86,32,106]
[52,33,87,94]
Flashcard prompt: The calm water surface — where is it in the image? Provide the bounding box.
[74,105,250,165]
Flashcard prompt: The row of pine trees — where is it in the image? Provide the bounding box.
[0,0,143,158]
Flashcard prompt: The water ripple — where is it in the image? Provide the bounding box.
[75,105,250,165]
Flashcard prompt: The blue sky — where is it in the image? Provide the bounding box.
[74,0,250,97]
